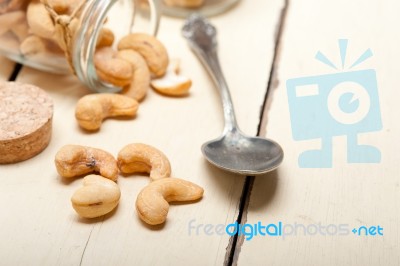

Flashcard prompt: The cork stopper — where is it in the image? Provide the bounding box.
[0,82,54,164]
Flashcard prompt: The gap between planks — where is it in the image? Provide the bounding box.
[223,1,290,265]
[8,63,23,81]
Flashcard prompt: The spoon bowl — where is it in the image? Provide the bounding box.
[202,130,284,175]
[183,14,284,175]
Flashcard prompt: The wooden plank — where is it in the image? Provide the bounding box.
[0,0,284,264]
[238,0,400,265]
[0,56,16,81]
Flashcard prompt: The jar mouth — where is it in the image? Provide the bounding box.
[73,0,160,93]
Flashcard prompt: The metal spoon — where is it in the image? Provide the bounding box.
[182,14,284,175]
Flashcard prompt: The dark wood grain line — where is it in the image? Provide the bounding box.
[257,0,289,138]
[224,176,255,266]
[8,63,23,81]
[224,0,290,265]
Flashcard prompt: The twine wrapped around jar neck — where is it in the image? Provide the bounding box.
[41,0,85,74]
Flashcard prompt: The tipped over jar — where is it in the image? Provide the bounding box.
[0,0,160,92]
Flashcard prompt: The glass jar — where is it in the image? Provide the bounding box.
[161,0,240,18]
[0,0,160,92]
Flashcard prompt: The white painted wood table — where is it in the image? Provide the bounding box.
[0,0,398,265]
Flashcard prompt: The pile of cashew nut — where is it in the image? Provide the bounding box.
[55,143,204,225]
[5,0,201,225]
[76,32,192,131]
[0,0,84,58]
[0,1,192,121]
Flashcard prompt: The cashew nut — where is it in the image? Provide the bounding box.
[94,47,133,87]
[71,174,121,218]
[11,14,29,42]
[55,145,119,181]
[0,10,25,36]
[75,93,139,131]
[117,49,151,101]
[26,0,55,39]
[117,143,171,181]
[163,0,204,8]
[53,17,79,51]
[136,178,204,225]
[46,0,69,14]
[96,27,114,48]
[20,35,47,56]
[151,59,192,96]
[0,0,29,13]
[118,33,169,77]
[45,0,81,15]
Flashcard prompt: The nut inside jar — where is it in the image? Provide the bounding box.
[161,0,240,17]
[0,0,160,93]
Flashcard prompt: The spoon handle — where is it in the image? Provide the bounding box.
[182,14,238,133]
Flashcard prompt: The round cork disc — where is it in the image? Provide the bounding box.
[0,82,53,164]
